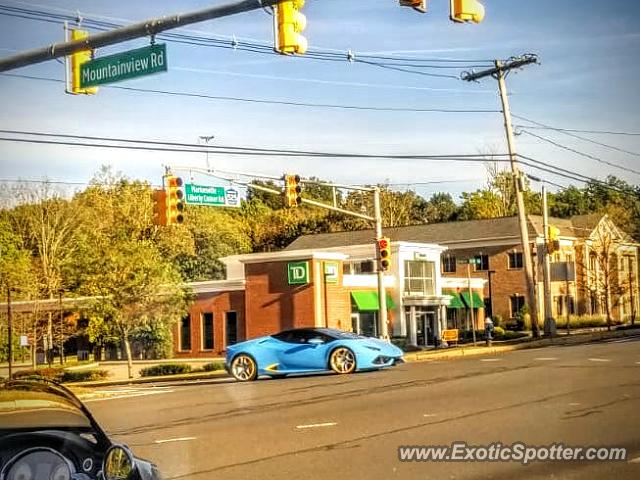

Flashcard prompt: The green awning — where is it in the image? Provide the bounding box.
[443,292,465,309]
[460,291,485,309]
[350,291,396,311]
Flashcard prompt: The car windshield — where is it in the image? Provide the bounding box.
[0,382,92,431]
[318,329,366,340]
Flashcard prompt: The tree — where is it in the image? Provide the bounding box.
[416,193,459,224]
[74,168,191,377]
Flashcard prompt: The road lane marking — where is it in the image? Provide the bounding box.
[629,456,640,464]
[84,389,174,402]
[588,358,611,362]
[635,362,640,365]
[154,437,197,444]
[480,358,501,362]
[423,414,437,418]
[534,357,558,361]
[568,403,582,406]
[296,422,337,429]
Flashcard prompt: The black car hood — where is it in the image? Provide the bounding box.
[0,379,110,445]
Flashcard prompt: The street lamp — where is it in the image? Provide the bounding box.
[198,135,215,171]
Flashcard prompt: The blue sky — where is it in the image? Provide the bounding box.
[0,0,639,201]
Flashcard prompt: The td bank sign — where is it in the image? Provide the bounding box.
[287,261,309,285]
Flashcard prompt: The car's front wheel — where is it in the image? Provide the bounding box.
[329,347,356,374]
[230,354,258,381]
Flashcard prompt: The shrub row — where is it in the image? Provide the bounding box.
[139,363,191,377]
[202,362,225,372]
[13,367,110,383]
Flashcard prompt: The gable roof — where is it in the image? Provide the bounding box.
[285,214,612,251]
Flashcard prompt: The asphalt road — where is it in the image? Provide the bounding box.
[86,338,640,480]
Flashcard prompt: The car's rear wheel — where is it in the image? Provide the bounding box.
[329,347,356,374]
[230,354,258,381]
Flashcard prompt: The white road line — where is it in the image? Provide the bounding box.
[635,362,640,365]
[480,358,501,362]
[588,358,611,362]
[423,414,437,418]
[154,437,197,444]
[534,357,558,361]
[568,403,582,406]
[296,422,337,429]
[628,456,640,464]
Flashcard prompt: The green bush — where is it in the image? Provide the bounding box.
[60,369,110,383]
[202,362,225,372]
[493,326,505,337]
[14,367,64,381]
[558,315,623,329]
[139,363,192,377]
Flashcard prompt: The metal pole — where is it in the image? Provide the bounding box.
[7,287,13,380]
[496,61,540,338]
[374,187,389,339]
[467,263,477,346]
[541,185,554,336]
[0,0,282,72]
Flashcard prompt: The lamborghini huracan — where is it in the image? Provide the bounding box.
[225,328,404,381]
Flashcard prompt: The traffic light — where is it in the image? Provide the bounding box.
[152,189,167,226]
[274,0,307,55]
[69,29,98,95]
[377,237,391,272]
[284,174,302,207]
[450,0,485,24]
[547,225,560,253]
[165,175,185,225]
[399,0,427,13]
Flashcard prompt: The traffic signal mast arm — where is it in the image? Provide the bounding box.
[0,0,283,72]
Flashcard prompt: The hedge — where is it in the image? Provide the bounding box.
[13,367,110,383]
[202,362,225,372]
[139,363,192,377]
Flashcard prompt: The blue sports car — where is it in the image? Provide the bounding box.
[225,328,404,381]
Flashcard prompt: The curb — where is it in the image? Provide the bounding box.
[67,369,229,388]
[403,328,640,363]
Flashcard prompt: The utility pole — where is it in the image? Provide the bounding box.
[373,187,389,339]
[0,0,282,72]
[463,54,541,337]
[467,262,477,346]
[541,185,555,336]
[7,287,13,380]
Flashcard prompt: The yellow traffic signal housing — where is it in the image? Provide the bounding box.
[69,29,98,95]
[283,174,302,207]
[547,225,561,253]
[152,189,167,226]
[450,0,485,24]
[399,0,427,13]
[275,0,307,55]
[165,175,185,225]
[377,237,391,271]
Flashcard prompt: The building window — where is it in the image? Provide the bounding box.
[474,254,489,271]
[180,315,191,351]
[404,260,436,296]
[346,260,375,275]
[225,311,238,346]
[202,313,214,350]
[508,252,523,269]
[442,255,456,273]
[352,311,377,337]
[510,295,526,318]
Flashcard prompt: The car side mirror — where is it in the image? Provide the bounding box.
[307,337,324,345]
[103,445,138,480]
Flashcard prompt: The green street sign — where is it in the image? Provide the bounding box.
[80,44,167,88]
[287,262,309,285]
[184,184,245,208]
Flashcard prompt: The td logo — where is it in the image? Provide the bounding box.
[287,261,309,285]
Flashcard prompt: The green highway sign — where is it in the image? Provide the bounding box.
[80,44,167,88]
[184,184,245,208]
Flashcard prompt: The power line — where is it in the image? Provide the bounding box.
[518,129,640,176]
[513,114,640,137]
[0,72,501,114]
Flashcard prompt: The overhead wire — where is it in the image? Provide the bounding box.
[0,72,501,113]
